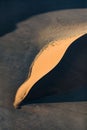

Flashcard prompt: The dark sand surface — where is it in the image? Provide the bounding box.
[0,1,87,130]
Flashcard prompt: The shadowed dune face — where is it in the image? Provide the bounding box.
[13,34,85,108]
[20,34,87,106]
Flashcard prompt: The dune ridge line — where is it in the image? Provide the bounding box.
[13,33,86,108]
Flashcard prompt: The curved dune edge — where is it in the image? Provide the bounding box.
[13,33,86,108]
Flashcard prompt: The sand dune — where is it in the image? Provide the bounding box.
[13,34,85,108]
[0,5,87,130]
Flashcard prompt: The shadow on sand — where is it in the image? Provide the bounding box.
[20,34,87,106]
[0,0,87,36]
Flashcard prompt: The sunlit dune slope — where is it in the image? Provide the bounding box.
[13,33,86,108]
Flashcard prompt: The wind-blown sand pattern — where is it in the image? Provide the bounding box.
[13,34,85,108]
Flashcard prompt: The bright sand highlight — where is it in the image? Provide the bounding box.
[13,33,85,108]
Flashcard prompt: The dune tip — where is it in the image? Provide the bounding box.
[13,101,21,109]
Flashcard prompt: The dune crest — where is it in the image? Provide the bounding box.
[13,33,85,108]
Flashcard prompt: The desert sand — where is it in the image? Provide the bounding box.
[0,1,87,130]
[13,34,86,108]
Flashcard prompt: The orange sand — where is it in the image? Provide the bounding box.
[13,33,85,108]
